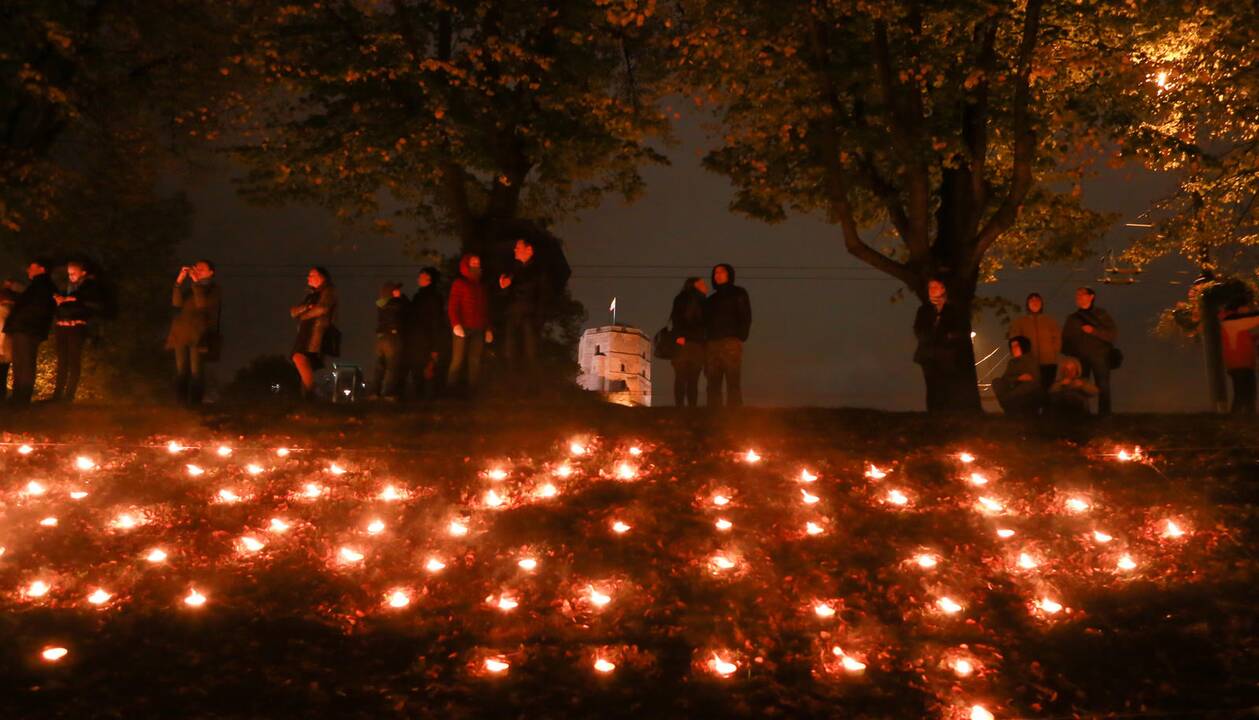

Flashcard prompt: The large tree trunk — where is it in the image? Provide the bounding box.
[946,290,983,414]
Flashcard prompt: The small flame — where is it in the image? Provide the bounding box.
[166,440,184,454]
[709,653,738,676]
[366,519,386,535]
[425,557,446,573]
[328,463,347,476]
[953,658,974,677]
[378,485,404,501]
[976,496,1004,514]
[27,580,51,598]
[554,464,574,478]
[186,464,204,477]
[970,705,995,720]
[484,657,510,673]
[216,445,233,457]
[712,494,731,506]
[41,646,68,662]
[484,489,506,508]
[801,489,820,505]
[75,456,96,471]
[968,472,988,486]
[1162,519,1186,539]
[1017,552,1038,570]
[1116,446,1144,462]
[386,589,411,608]
[495,595,518,612]
[238,536,265,553]
[536,483,559,498]
[69,490,88,500]
[145,548,168,563]
[914,553,938,569]
[1035,597,1063,615]
[611,520,631,534]
[805,521,825,536]
[245,463,264,475]
[39,516,58,527]
[833,649,866,673]
[996,528,1015,539]
[615,463,637,480]
[301,483,324,499]
[18,444,34,454]
[569,442,587,456]
[217,488,242,503]
[486,468,508,482]
[886,489,909,506]
[744,449,761,463]
[800,469,818,483]
[183,588,207,607]
[275,447,290,457]
[338,546,365,564]
[957,452,976,464]
[23,480,46,496]
[448,520,469,537]
[87,588,112,605]
[1092,530,1113,543]
[628,446,643,456]
[710,554,736,571]
[1065,497,1090,513]
[517,557,538,571]
[937,596,963,614]
[594,657,616,673]
[268,517,291,533]
[813,602,836,618]
[865,464,887,480]
[1117,554,1138,571]
[589,587,612,607]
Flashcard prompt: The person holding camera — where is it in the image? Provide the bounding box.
[165,260,221,405]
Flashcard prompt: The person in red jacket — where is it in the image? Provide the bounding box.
[1220,302,1259,414]
[446,253,492,394]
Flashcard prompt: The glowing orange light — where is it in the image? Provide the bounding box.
[744,449,761,463]
[328,463,347,476]
[23,480,46,496]
[69,490,88,500]
[615,463,637,480]
[536,483,559,498]
[145,548,168,563]
[301,483,324,499]
[1035,597,1063,615]
[495,595,518,612]
[914,553,938,569]
[554,464,574,479]
[268,517,291,533]
[1092,530,1113,543]
[800,469,818,483]
[1116,446,1144,462]
[425,557,447,573]
[186,464,204,477]
[75,456,96,471]
[484,489,506,508]
[1016,552,1038,570]
[338,547,365,564]
[183,588,207,607]
[245,463,264,475]
[957,452,976,464]
[448,520,469,537]
[569,442,587,456]
[801,488,820,505]
[216,488,242,503]
[611,520,631,534]
[996,528,1015,539]
[112,513,139,530]
[166,440,184,453]
[216,445,233,457]
[87,588,112,605]
[1162,520,1186,539]
[484,657,510,673]
[486,468,508,482]
[953,658,974,677]
[709,554,736,571]
[830,647,867,673]
[41,647,68,662]
[275,447,290,457]
[715,518,733,531]
[937,596,963,614]
[865,464,887,480]
[1117,554,1137,571]
[378,485,404,501]
[517,557,538,571]
[628,446,643,456]
[27,580,51,598]
[1065,497,1090,513]
[238,536,265,553]
[886,489,909,506]
[712,494,730,507]
[805,521,825,536]
[594,658,616,673]
[968,472,988,486]
[18,444,34,455]
[813,602,836,618]
[39,516,58,527]
[366,519,386,535]
[709,653,738,677]
[386,589,411,608]
[589,587,612,607]
[976,496,1003,514]
[970,705,995,720]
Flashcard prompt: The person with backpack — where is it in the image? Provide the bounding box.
[52,260,107,402]
[403,266,445,401]
[166,259,222,406]
[290,266,338,400]
[669,276,708,407]
[7,257,57,405]
[447,253,491,396]
[1062,287,1118,415]
[703,263,751,407]
[369,281,407,400]
[1008,292,1061,389]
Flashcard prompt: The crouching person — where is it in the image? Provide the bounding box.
[1048,357,1098,417]
[993,336,1045,416]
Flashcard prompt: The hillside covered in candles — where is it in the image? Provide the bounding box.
[1,407,1256,719]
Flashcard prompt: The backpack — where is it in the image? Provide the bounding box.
[653,327,677,360]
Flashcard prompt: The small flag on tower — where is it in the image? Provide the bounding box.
[609,297,617,312]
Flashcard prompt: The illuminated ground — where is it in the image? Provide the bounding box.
[0,405,1256,719]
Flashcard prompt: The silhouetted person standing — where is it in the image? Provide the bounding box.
[703,263,751,407]
[498,238,548,380]
[1062,287,1117,415]
[52,260,106,401]
[447,253,491,395]
[1008,292,1061,389]
[290,266,338,400]
[0,284,16,399]
[166,260,221,405]
[370,281,407,399]
[913,278,974,413]
[669,276,707,407]
[1220,302,1259,414]
[403,267,445,400]
[7,258,57,405]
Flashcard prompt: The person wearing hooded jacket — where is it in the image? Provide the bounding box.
[447,253,492,394]
[1062,287,1117,415]
[669,276,708,407]
[703,263,751,407]
[403,266,445,400]
[7,257,57,405]
[1008,292,1061,390]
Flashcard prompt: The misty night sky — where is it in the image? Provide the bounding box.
[177,114,1207,411]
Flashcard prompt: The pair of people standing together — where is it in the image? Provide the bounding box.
[668,263,752,408]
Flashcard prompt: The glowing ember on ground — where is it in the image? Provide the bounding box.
[914,553,939,569]
[275,447,290,457]
[885,489,909,506]
[1092,530,1114,543]
[1065,497,1091,513]
[87,588,113,605]
[535,483,559,498]
[245,463,264,475]
[484,489,506,508]
[338,547,365,564]
[216,488,243,503]
[953,658,975,677]
[813,602,836,618]
[968,472,989,486]
[378,485,404,501]
[68,489,88,500]
[75,456,97,471]
[1115,446,1144,462]
[425,558,446,573]
[186,464,204,477]
[268,518,291,533]
[709,554,737,571]
[366,519,386,535]
[23,480,46,496]
[328,463,347,476]
[485,468,508,482]
[937,597,963,614]
[801,488,820,504]
[1035,597,1064,615]
[805,521,825,535]
[744,449,761,463]
[569,442,587,456]
[593,658,616,673]
[145,548,168,563]
[800,469,818,482]
[712,494,731,506]
[27,580,51,598]
[448,520,469,537]
[615,463,637,480]
[216,445,233,457]
[553,464,574,478]
[996,528,1016,539]
[865,464,887,480]
[589,587,612,607]
[957,452,976,464]
[611,520,631,534]
[183,589,207,607]
[976,496,1004,514]
[166,441,184,453]
[39,516,58,527]
[493,595,519,612]
[517,557,538,571]
[300,483,324,499]
[18,444,34,454]
[112,513,139,530]
[970,705,995,720]
[628,446,642,456]
[831,647,867,673]
[709,653,738,677]
[1117,554,1138,571]
[41,647,68,662]
[1017,552,1039,570]
[484,657,509,674]
[238,536,265,553]
[1163,520,1187,538]
[714,518,733,531]
[385,589,411,608]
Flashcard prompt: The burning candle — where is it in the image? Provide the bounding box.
[952,658,975,677]
[1016,552,1038,570]
[611,520,631,534]
[216,488,242,503]
[494,595,518,612]
[183,588,207,607]
[484,657,510,674]
[970,705,995,720]
[18,444,34,454]
[628,446,643,456]
[800,469,818,483]
[967,472,988,486]
[801,489,820,505]
[87,588,112,605]
[23,480,46,496]
[957,452,976,464]
[744,449,761,463]
[712,494,731,507]
[448,520,469,537]
[914,553,939,569]
[268,518,291,533]
[536,483,559,499]
[186,464,204,477]
[425,557,447,573]
[41,646,68,662]
[39,516,58,527]
[805,522,825,536]
[996,528,1015,539]
[74,456,96,471]
[1064,497,1090,513]
[937,596,963,614]
[386,589,411,608]
[245,463,264,475]
[301,483,324,499]
[615,463,637,480]
[486,468,508,482]
[554,464,574,479]
[709,554,736,571]
[484,489,506,508]
[112,513,139,530]
[831,647,866,673]
[865,464,887,480]
[1162,520,1186,539]
[27,580,51,598]
[715,518,733,531]
[378,485,404,501]
[145,548,168,563]
[68,490,88,500]
[1115,446,1143,462]
[275,447,290,457]
[813,602,836,618]
[594,657,616,673]
[366,519,386,535]
[1035,597,1063,615]
[589,586,612,607]
[167,440,184,453]
[517,557,538,571]
[238,536,265,553]
[216,445,233,457]
[709,653,738,677]
[976,496,1003,514]
[338,547,365,564]
[1117,554,1137,571]
[885,489,909,506]
[328,463,347,475]
[1092,530,1113,543]
[569,442,587,456]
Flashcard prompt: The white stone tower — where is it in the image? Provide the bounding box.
[576,324,652,406]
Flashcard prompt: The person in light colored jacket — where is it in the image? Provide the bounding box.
[1008,292,1061,390]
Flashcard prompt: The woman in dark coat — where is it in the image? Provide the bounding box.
[290,266,338,398]
[669,276,707,407]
